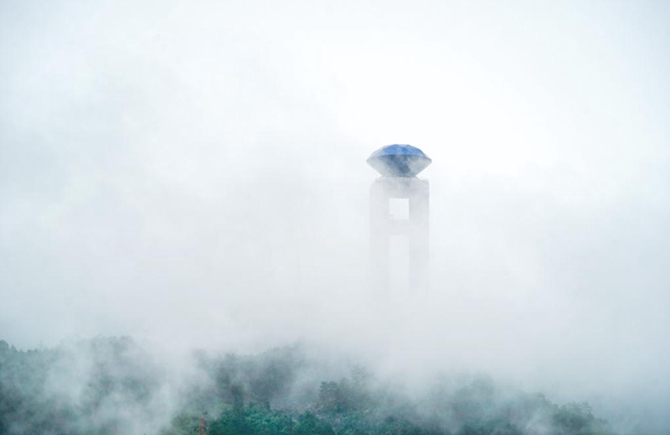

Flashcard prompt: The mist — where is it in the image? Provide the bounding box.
[1,1,669,434]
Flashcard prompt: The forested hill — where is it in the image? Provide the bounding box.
[0,337,617,435]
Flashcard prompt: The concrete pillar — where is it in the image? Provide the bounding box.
[370,177,429,293]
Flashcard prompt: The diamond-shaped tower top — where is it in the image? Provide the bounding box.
[367,144,432,177]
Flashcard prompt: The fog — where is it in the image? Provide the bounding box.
[1,0,669,433]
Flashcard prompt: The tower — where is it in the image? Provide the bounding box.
[368,144,431,293]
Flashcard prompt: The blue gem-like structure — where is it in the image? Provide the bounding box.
[367,144,432,177]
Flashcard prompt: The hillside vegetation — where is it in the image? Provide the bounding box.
[0,337,617,435]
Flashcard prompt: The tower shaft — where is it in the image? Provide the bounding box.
[370,177,429,292]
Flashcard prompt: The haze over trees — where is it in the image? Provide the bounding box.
[1,337,617,435]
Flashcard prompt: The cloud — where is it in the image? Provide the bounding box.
[1,0,669,432]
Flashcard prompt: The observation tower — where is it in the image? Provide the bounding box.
[367,144,431,292]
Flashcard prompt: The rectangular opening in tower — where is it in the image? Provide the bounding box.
[389,198,409,220]
[389,234,409,296]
